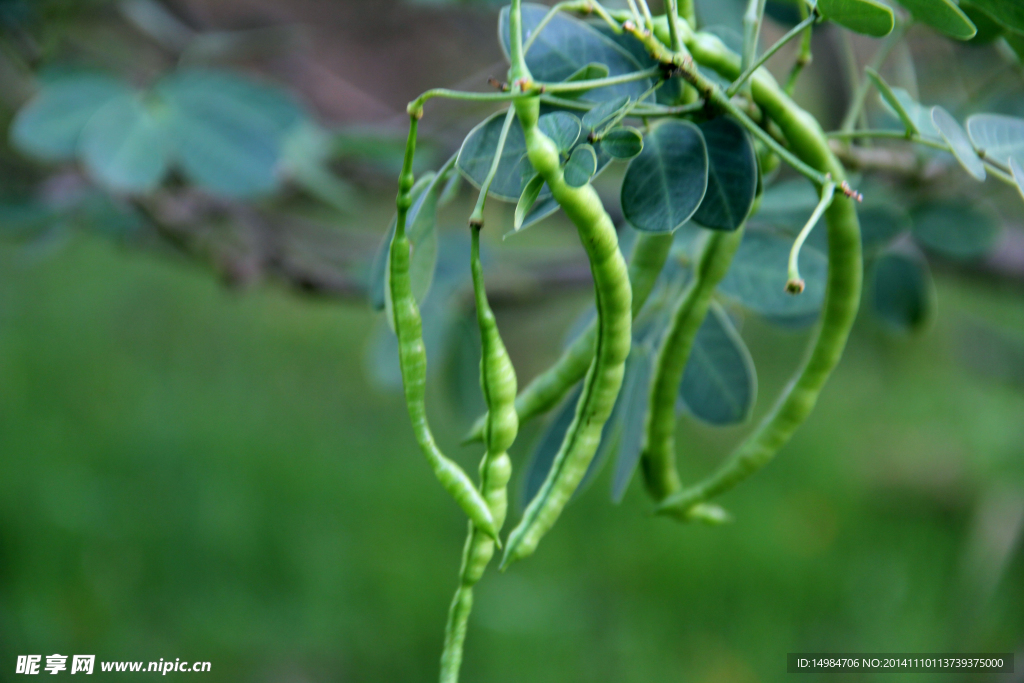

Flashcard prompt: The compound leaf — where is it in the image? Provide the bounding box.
[931,106,986,181]
[499,3,652,102]
[966,113,1024,168]
[911,202,1000,259]
[693,116,758,232]
[678,302,757,426]
[622,120,708,233]
[600,127,644,159]
[718,230,827,317]
[870,248,935,334]
[11,74,132,161]
[538,111,582,152]
[563,144,597,187]
[79,94,169,193]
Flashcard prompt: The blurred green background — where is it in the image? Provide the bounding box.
[1,0,1023,681]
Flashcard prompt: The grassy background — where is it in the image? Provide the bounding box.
[0,229,1022,682]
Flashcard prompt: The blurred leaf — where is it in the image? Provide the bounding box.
[514,173,545,232]
[678,302,757,425]
[610,345,654,503]
[600,127,644,159]
[911,202,1000,259]
[859,204,912,254]
[966,113,1024,168]
[157,68,304,197]
[499,4,652,102]
[894,0,977,40]
[866,68,918,135]
[931,106,986,181]
[521,385,582,512]
[563,144,597,187]
[78,94,169,193]
[582,96,631,132]
[885,88,941,139]
[718,230,827,317]
[818,0,895,37]
[538,112,581,152]
[870,248,935,334]
[281,123,356,213]
[560,63,611,99]
[11,74,131,161]
[0,201,61,241]
[622,121,709,233]
[693,116,757,232]
[965,0,1024,34]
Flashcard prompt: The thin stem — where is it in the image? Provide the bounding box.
[839,21,908,133]
[540,93,703,116]
[728,13,816,97]
[785,1,814,95]
[625,0,644,26]
[594,81,665,137]
[524,1,589,55]
[469,107,517,228]
[741,0,767,77]
[622,23,833,188]
[540,66,662,94]
[826,129,1020,187]
[636,0,655,32]
[509,0,529,82]
[410,88,525,114]
[665,0,684,52]
[787,181,835,292]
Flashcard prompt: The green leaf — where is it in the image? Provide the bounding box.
[931,106,986,181]
[520,385,583,511]
[870,249,935,334]
[964,0,1024,34]
[622,120,709,233]
[693,117,758,232]
[886,88,941,139]
[499,4,653,102]
[718,230,828,317]
[538,111,581,152]
[157,68,304,197]
[609,345,654,504]
[11,74,132,161]
[678,302,757,426]
[894,0,977,40]
[78,94,169,194]
[859,204,912,253]
[563,144,597,187]
[911,202,1000,259]
[960,1,1007,44]
[582,95,631,132]
[600,127,644,159]
[865,67,918,136]
[456,110,532,201]
[965,113,1024,168]
[514,173,545,232]
[818,0,895,37]
[1010,158,1024,204]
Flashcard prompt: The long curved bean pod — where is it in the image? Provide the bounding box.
[640,25,863,517]
[641,226,745,502]
[463,231,673,444]
[390,114,498,541]
[500,0,633,568]
[439,228,516,683]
